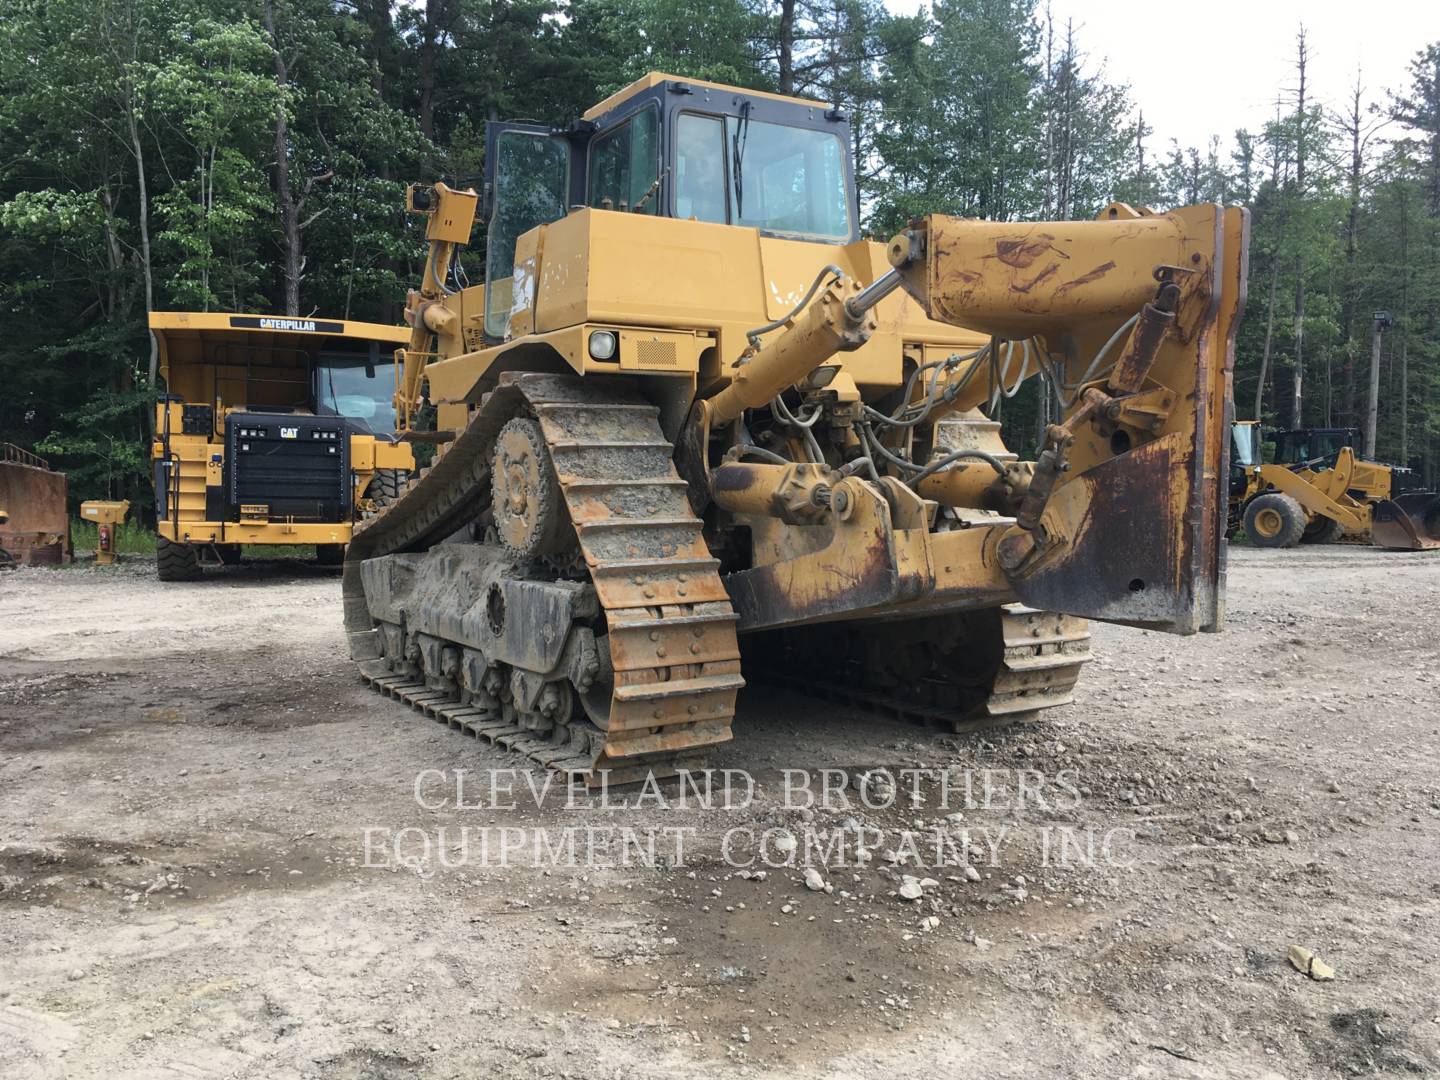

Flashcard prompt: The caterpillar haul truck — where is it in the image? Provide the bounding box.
[149,313,415,580]
[345,72,1249,783]
[1230,421,1440,549]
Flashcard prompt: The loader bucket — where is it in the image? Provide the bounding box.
[1370,492,1440,551]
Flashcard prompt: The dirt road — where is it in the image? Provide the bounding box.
[2,546,1438,1079]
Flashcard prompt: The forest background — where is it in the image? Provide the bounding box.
[2,0,1437,507]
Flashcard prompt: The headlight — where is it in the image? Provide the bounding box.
[588,330,618,361]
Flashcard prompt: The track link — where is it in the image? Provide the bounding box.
[344,374,742,782]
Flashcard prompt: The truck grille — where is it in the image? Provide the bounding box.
[224,413,349,521]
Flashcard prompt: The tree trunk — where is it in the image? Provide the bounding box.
[777,0,797,96]
[1399,190,1411,464]
[1255,256,1280,422]
[128,103,158,388]
[1364,320,1382,458]
[419,0,441,142]
[1339,76,1363,427]
[1290,28,1308,430]
[264,0,302,316]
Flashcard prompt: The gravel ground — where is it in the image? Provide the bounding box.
[1,545,1438,1079]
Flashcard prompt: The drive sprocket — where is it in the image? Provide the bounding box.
[492,416,570,558]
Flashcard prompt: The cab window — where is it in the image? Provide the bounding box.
[1230,424,1257,468]
[485,130,570,338]
[588,106,660,213]
[726,116,851,240]
[314,348,397,436]
[675,114,727,223]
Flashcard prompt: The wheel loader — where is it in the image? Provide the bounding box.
[1230,420,1440,549]
[345,72,1249,782]
[148,313,416,579]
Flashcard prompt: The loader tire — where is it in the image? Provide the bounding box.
[1243,493,1306,548]
[364,469,408,518]
[1301,514,1344,544]
[156,536,202,581]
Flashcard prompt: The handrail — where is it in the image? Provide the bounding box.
[1,443,50,470]
[169,453,182,532]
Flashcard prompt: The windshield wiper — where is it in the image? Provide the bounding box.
[731,101,750,219]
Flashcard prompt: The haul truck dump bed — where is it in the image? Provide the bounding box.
[149,313,415,580]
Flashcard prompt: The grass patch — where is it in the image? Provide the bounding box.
[245,544,318,557]
[70,518,157,554]
[69,520,328,561]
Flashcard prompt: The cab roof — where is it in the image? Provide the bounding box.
[581,72,828,123]
[149,311,409,346]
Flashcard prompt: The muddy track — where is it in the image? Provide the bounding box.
[344,373,743,781]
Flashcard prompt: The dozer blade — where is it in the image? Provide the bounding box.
[989,205,1250,635]
[1371,492,1440,551]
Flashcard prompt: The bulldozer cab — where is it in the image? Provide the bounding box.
[482,73,859,339]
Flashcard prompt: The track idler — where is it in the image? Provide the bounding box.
[1371,492,1440,551]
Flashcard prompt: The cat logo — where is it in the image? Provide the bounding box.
[280,426,299,439]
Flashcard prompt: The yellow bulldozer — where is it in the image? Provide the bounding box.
[148,313,416,579]
[344,72,1248,782]
[1230,421,1440,549]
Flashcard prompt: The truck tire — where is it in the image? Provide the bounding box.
[1301,514,1344,544]
[364,469,408,518]
[156,536,202,581]
[316,543,345,566]
[1243,493,1306,549]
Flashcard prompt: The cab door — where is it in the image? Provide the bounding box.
[482,123,573,340]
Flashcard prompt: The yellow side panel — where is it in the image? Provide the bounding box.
[534,211,768,351]
[521,209,985,397]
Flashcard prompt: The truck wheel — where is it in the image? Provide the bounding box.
[1243,493,1306,548]
[156,536,202,581]
[365,469,408,517]
[316,543,345,566]
[1301,515,1344,544]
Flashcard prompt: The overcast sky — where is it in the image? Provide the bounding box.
[881,0,1440,153]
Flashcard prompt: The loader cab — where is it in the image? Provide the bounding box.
[1230,421,1260,469]
[1272,427,1356,468]
[481,72,860,339]
[1229,421,1262,503]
